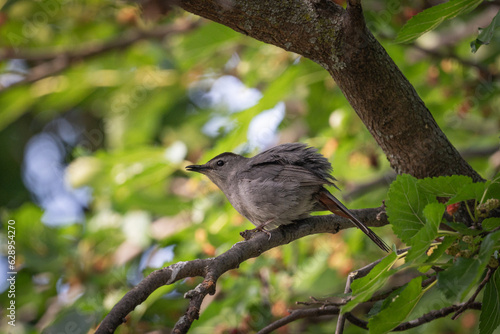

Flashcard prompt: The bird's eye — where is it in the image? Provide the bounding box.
[216,160,225,167]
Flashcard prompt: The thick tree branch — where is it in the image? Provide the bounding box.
[95,207,389,334]
[176,0,483,182]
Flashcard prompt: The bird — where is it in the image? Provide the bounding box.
[186,142,390,252]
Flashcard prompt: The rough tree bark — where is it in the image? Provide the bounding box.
[177,0,484,181]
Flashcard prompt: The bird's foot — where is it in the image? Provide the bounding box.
[241,221,273,241]
[258,228,272,240]
[255,220,274,240]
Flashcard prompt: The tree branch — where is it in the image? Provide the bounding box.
[335,252,388,334]
[393,302,482,331]
[95,207,389,334]
[341,302,482,331]
[343,171,396,201]
[256,298,481,333]
[0,20,200,91]
[176,0,483,181]
[343,145,499,201]
[257,306,339,334]
[267,249,411,334]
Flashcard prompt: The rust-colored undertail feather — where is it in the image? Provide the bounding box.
[316,190,390,252]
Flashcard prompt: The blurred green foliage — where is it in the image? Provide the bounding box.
[0,0,499,333]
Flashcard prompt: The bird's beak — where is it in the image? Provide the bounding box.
[186,164,211,174]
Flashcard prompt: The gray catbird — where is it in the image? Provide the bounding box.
[186,143,390,252]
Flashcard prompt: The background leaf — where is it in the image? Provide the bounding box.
[482,218,500,231]
[471,9,500,53]
[396,0,484,43]
[479,269,500,334]
[1,1,499,332]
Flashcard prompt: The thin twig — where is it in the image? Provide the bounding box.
[368,274,437,304]
[451,267,495,320]
[257,294,481,333]
[256,306,340,334]
[394,302,482,331]
[296,298,345,307]
[335,273,354,334]
[412,44,492,75]
[343,171,396,201]
[335,257,385,334]
[343,302,482,331]
[344,146,499,201]
[334,247,410,333]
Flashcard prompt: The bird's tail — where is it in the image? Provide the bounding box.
[316,190,390,252]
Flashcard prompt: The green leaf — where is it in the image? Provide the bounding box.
[484,181,500,204]
[471,9,500,53]
[447,182,488,204]
[444,221,482,235]
[0,85,35,131]
[463,230,500,298]
[479,269,500,334]
[477,230,500,267]
[292,250,331,292]
[418,175,472,197]
[342,252,398,313]
[386,174,435,244]
[174,21,241,70]
[406,203,444,263]
[437,257,479,300]
[368,276,424,334]
[396,0,484,43]
[482,218,500,231]
[437,231,500,300]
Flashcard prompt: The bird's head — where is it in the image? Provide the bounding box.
[186,152,245,191]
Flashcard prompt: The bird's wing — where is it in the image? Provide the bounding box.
[276,165,328,186]
[240,163,326,187]
[236,164,323,225]
[249,143,308,165]
[247,143,336,185]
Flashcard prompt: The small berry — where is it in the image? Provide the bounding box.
[488,257,499,269]
[462,235,473,244]
[446,203,460,215]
